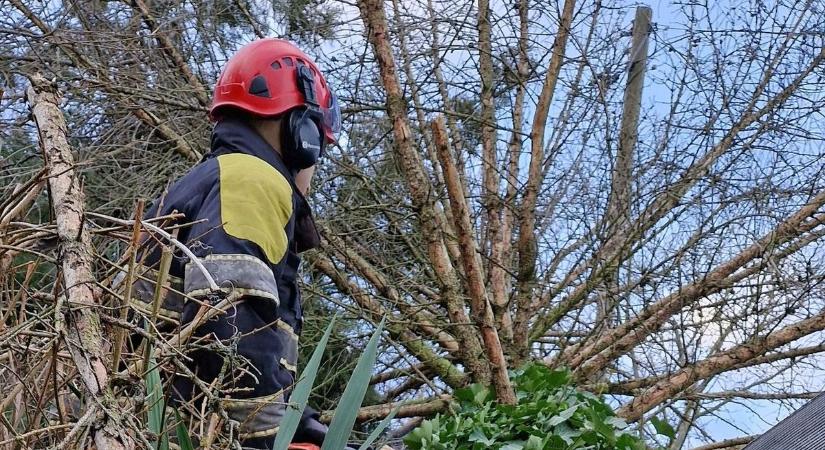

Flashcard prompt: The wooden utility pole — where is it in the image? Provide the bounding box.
[608,5,652,230]
[597,6,652,341]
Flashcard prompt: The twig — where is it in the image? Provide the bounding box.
[319,395,452,423]
[111,200,144,372]
[689,436,757,450]
[86,212,219,291]
[53,404,99,450]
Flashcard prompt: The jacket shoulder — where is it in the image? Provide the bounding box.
[216,153,294,264]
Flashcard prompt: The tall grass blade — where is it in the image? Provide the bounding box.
[146,351,168,450]
[322,318,385,450]
[272,315,338,450]
[357,406,399,450]
[174,407,195,450]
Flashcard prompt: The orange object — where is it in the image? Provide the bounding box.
[288,444,321,450]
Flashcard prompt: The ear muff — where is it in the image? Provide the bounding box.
[283,107,324,170]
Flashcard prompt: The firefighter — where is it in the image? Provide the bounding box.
[132,38,340,448]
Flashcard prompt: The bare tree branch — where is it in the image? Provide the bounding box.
[26,73,134,450]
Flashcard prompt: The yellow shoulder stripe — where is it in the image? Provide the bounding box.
[218,153,292,264]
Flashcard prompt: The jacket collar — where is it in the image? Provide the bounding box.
[206,118,294,178]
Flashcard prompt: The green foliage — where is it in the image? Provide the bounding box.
[322,318,386,450]
[649,417,675,441]
[271,0,341,43]
[405,364,655,450]
[173,408,195,450]
[273,316,337,449]
[145,351,169,450]
[298,299,381,412]
[274,317,389,450]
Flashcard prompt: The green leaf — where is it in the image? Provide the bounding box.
[588,409,616,444]
[145,352,168,450]
[606,416,629,430]
[357,406,399,450]
[554,422,581,444]
[272,315,337,450]
[545,435,567,449]
[406,362,648,449]
[547,404,578,427]
[468,427,493,445]
[524,435,544,450]
[322,318,385,450]
[455,383,492,407]
[173,408,195,450]
[650,416,676,440]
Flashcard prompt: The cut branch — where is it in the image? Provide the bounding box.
[432,117,516,404]
[514,0,577,331]
[689,436,757,450]
[319,395,452,423]
[357,0,488,383]
[27,73,134,450]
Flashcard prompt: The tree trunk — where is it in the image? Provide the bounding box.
[27,74,135,450]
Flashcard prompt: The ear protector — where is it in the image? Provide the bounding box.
[282,65,325,170]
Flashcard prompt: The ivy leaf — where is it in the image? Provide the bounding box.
[606,416,629,430]
[524,435,544,449]
[468,427,494,445]
[548,404,578,427]
[406,363,648,449]
[589,409,616,444]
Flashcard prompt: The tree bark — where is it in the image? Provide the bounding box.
[433,117,516,404]
[357,0,490,384]
[689,436,756,450]
[319,395,452,423]
[27,73,135,450]
[596,6,652,336]
[514,0,577,351]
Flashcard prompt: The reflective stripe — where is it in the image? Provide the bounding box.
[275,319,298,340]
[184,254,279,306]
[222,391,287,438]
[218,153,292,264]
[279,358,297,373]
[275,320,299,375]
[128,265,186,321]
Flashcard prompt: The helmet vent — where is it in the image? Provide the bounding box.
[283,57,294,67]
[271,61,282,70]
[248,75,270,98]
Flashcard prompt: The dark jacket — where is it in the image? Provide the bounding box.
[132,118,324,448]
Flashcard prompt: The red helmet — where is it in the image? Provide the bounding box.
[209,38,340,144]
